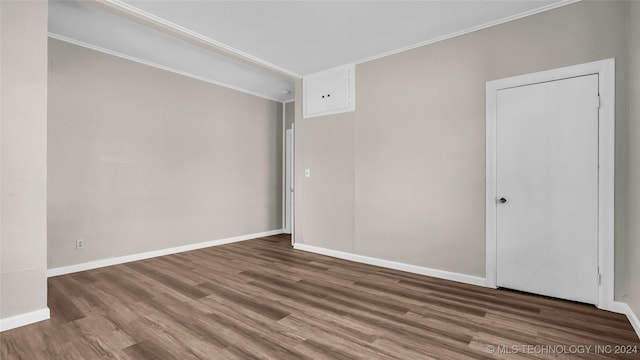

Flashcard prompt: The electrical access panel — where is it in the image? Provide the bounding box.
[303,64,355,118]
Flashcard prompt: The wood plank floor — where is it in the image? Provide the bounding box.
[1,234,638,359]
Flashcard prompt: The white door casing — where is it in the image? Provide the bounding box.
[496,75,599,304]
[285,128,294,235]
[486,59,616,311]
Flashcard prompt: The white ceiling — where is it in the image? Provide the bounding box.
[49,0,296,102]
[49,0,572,102]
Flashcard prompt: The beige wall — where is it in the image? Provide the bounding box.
[48,39,282,268]
[294,77,356,253]
[627,0,640,318]
[295,1,631,297]
[285,102,295,129]
[0,1,49,319]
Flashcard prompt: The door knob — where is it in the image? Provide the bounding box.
[499,197,507,204]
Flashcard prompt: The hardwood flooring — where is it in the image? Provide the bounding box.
[1,234,638,359]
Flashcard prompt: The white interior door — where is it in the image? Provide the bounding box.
[285,128,294,235]
[496,74,599,304]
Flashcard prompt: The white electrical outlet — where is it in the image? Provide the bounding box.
[76,239,85,250]
[305,169,311,177]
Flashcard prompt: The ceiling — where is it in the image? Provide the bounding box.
[49,0,296,102]
[49,0,573,102]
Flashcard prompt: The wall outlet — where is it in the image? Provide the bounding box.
[76,239,85,250]
[305,168,311,177]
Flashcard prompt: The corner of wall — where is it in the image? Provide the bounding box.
[625,0,640,334]
[0,0,49,330]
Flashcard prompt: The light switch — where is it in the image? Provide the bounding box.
[305,169,311,177]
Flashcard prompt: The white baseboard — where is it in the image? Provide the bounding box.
[617,302,640,340]
[293,243,487,287]
[604,300,630,314]
[48,229,284,277]
[0,307,50,332]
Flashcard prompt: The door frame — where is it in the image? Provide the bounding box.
[290,123,295,246]
[284,125,295,242]
[485,58,616,311]
[282,101,296,245]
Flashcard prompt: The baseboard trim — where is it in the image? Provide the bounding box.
[48,229,284,277]
[0,308,50,332]
[604,300,630,314]
[293,243,487,287]
[618,302,640,340]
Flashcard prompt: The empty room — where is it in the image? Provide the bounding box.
[1,0,640,359]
